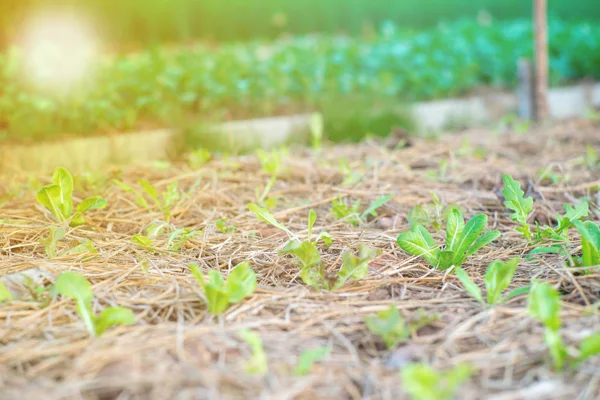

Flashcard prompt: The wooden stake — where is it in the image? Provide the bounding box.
[533,0,549,121]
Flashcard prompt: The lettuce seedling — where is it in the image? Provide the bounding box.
[535,201,589,241]
[0,282,13,302]
[37,167,107,227]
[41,226,98,258]
[501,174,533,241]
[573,220,600,268]
[331,194,393,226]
[249,205,333,290]
[239,329,268,375]
[365,305,410,349]
[397,209,501,270]
[338,157,363,186]
[216,218,235,233]
[54,271,135,336]
[256,148,286,203]
[408,193,462,233]
[190,261,256,315]
[295,345,331,376]
[455,258,522,306]
[114,179,180,222]
[334,244,378,290]
[400,363,472,400]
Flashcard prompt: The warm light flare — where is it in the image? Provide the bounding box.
[18,12,98,90]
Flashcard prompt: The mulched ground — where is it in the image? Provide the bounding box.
[1,119,600,400]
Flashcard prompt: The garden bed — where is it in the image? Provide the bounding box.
[1,119,600,399]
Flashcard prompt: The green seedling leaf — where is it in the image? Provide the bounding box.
[167,228,202,251]
[316,231,333,246]
[53,167,74,218]
[308,209,317,240]
[281,240,321,269]
[453,213,487,262]
[37,184,65,221]
[331,198,361,226]
[578,333,600,362]
[76,197,107,213]
[54,272,95,335]
[544,328,567,371]
[445,209,465,252]
[310,113,323,151]
[365,305,409,349]
[41,225,66,258]
[437,250,456,270]
[239,329,268,375]
[397,226,439,268]
[465,229,501,257]
[360,194,393,220]
[484,258,519,305]
[555,201,588,236]
[131,233,154,248]
[295,345,331,376]
[500,286,531,304]
[0,282,13,302]
[248,203,294,238]
[216,218,235,233]
[455,267,483,304]
[502,174,533,240]
[573,220,600,267]
[400,363,472,400]
[95,306,136,336]
[335,245,377,289]
[528,281,562,332]
[65,239,98,256]
[225,261,257,303]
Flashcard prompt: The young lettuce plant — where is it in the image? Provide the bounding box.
[239,329,268,375]
[573,220,600,268]
[295,345,331,376]
[455,258,526,306]
[528,281,600,370]
[400,363,472,400]
[535,201,589,242]
[408,192,462,233]
[114,179,180,222]
[331,194,393,226]
[37,167,107,227]
[397,209,501,270]
[54,271,135,336]
[190,261,256,315]
[255,148,286,204]
[249,204,333,290]
[365,306,438,349]
[501,174,533,241]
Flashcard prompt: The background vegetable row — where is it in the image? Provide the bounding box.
[2,18,599,140]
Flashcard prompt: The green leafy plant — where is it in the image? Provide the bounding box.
[53,271,135,336]
[331,194,393,226]
[114,179,180,222]
[41,226,98,258]
[535,201,589,241]
[365,305,410,349]
[239,329,268,375]
[400,363,472,400]
[216,218,236,233]
[295,345,331,376]
[190,261,257,315]
[573,220,600,268]
[249,205,334,290]
[408,193,462,233]
[0,281,13,302]
[255,148,286,203]
[455,258,524,306]
[338,157,363,186]
[397,209,501,270]
[37,167,107,227]
[501,174,533,240]
[526,281,600,370]
[334,244,378,290]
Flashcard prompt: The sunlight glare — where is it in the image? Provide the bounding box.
[18,12,98,90]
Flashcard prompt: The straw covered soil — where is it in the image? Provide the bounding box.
[1,119,600,400]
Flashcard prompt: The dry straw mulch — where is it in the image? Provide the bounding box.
[1,119,600,400]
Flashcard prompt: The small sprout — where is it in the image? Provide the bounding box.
[310,113,324,152]
[190,261,257,315]
[256,148,286,203]
[331,194,393,226]
[216,218,236,233]
[536,201,589,241]
[0,281,13,302]
[528,281,566,370]
[166,228,202,251]
[114,179,180,222]
[400,363,472,400]
[397,209,501,270]
[131,233,155,248]
[408,193,462,232]
[41,226,66,258]
[334,244,377,289]
[239,329,268,375]
[338,157,362,186]
[573,220,600,268]
[54,271,135,336]
[37,167,106,227]
[295,345,331,376]
[584,145,598,169]
[186,148,212,169]
[365,305,410,349]
[455,258,520,305]
[501,174,533,241]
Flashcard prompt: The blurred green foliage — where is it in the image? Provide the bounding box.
[1,0,599,48]
[1,18,599,142]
